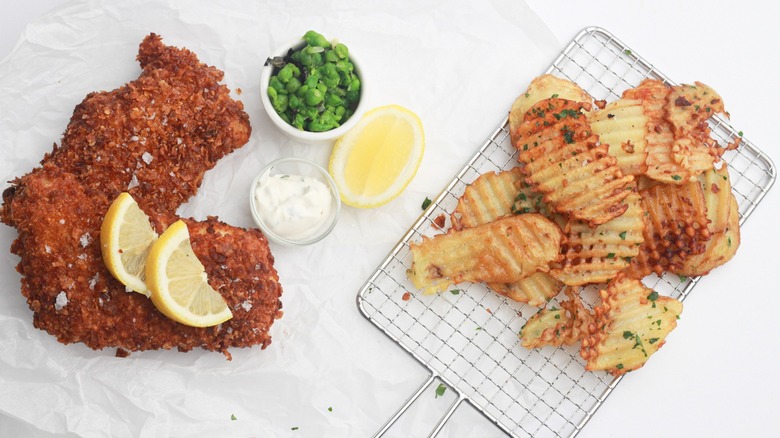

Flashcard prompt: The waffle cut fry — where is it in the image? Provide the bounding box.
[623,79,726,184]
[452,168,526,231]
[519,288,593,349]
[451,169,563,305]
[509,74,592,147]
[514,98,635,227]
[674,164,740,276]
[407,214,563,295]
[624,179,711,278]
[588,98,649,176]
[580,274,683,376]
[551,191,645,286]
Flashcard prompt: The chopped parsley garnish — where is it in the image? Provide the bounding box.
[619,231,627,240]
[231,414,237,421]
[421,197,432,210]
[616,363,624,370]
[551,93,559,98]
[647,290,659,308]
[561,126,575,144]
[647,291,659,302]
[624,49,632,56]
[678,275,688,282]
[516,192,527,202]
[554,109,580,120]
[292,426,299,431]
[435,383,447,398]
[623,330,648,357]
[606,252,616,259]
[450,289,460,295]
[648,338,659,344]
[738,131,744,137]
[671,175,682,181]
[328,407,333,412]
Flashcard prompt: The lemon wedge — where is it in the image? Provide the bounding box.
[100,192,157,296]
[329,104,424,208]
[145,220,232,327]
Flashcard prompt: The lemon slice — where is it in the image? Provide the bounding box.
[100,192,157,296]
[145,220,232,327]
[329,104,424,208]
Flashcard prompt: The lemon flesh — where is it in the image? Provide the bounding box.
[329,104,424,208]
[146,220,232,327]
[100,192,157,296]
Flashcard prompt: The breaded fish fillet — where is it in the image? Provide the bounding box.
[1,34,282,358]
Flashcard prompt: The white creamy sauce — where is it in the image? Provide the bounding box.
[254,172,332,240]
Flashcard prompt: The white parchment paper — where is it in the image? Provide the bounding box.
[0,1,559,436]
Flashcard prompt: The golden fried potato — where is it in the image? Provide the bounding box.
[408,214,563,295]
[452,168,525,230]
[665,82,726,138]
[451,168,563,304]
[551,191,644,286]
[515,98,635,227]
[520,288,593,348]
[588,98,649,176]
[489,272,562,307]
[509,74,592,146]
[675,193,740,276]
[622,79,725,184]
[624,180,711,278]
[580,275,683,376]
[699,163,733,234]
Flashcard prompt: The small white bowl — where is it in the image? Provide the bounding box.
[260,37,366,144]
[249,157,341,246]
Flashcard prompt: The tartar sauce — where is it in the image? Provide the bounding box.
[254,171,332,240]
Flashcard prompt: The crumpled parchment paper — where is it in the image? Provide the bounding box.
[0,0,560,436]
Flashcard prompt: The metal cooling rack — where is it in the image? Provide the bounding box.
[357,27,776,438]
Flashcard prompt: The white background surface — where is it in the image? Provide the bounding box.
[1,1,778,437]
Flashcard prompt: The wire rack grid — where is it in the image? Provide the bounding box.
[357,27,776,438]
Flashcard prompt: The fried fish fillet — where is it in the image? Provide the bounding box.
[408,214,563,295]
[1,34,282,358]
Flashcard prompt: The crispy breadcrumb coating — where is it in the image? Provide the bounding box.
[1,34,282,358]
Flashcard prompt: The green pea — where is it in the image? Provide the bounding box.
[316,82,328,94]
[322,76,339,88]
[347,77,361,92]
[285,77,301,94]
[267,86,278,102]
[305,88,324,106]
[346,89,360,103]
[335,106,346,119]
[272,93,288,113]
[335,60,350,75]
[269,76,286,93]
[324,50,338,63]
[277,64,294,83]
[303,30,331,49]
[304,75,319,89]
[325,92,342,107]
[299,50,314,67]
[289,94,301,110]
[334,43,349,60]
[293,113,306,130]
[296,84,309,98]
